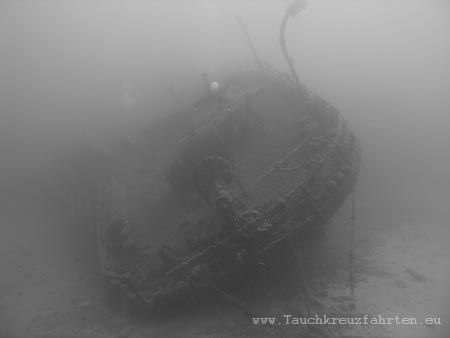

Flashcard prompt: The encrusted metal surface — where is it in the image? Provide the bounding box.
[96,67,361,306]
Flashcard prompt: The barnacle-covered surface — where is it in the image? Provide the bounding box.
[98,65,361,307]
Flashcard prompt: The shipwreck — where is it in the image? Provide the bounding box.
[95,1,361,310]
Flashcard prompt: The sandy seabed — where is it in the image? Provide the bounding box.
[1,195,448,338]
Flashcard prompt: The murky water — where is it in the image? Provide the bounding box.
[1,1,449,337]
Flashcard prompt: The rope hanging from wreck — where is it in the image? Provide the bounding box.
[348,191,356,298]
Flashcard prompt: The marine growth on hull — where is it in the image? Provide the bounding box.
[95,1,360,309]
[96,66,360,307]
